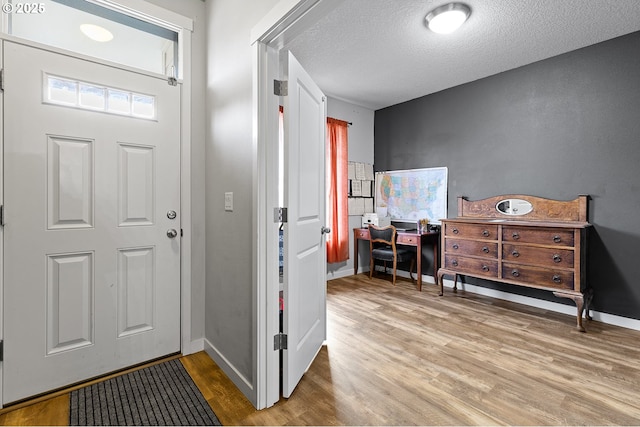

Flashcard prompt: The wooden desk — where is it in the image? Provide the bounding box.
[353,227,439,291]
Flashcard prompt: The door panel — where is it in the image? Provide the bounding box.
[47,135,94,229]
[2,41,181,404]
[46,252,94,355]
[282,51,327,398]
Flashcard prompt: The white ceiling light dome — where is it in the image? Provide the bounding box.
[425,3,471,34]
[80,23,114,42]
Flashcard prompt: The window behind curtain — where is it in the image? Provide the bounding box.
[326,118,349,263]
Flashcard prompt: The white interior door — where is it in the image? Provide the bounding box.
[2,41,181,404]
[282,51,327,398]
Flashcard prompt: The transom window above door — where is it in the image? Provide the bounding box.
[6,0,179,78]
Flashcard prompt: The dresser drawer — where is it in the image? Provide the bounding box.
[397,234,419,245]
[354,228,370,240]
[503,244,574,268]
[446,239,498,258]
[444,255,498,278]
[502,226,575,247]
[502,263,575,291]
[444,223,498,240]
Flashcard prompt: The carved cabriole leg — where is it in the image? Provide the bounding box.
[437,269,456,296]
[553,291,586,332]
[437,269,446,296]
[584,288,594,321]
[437,269,463,296]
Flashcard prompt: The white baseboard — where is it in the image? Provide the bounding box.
[439,277,640,332]
[203,338,255,403]
[326,268,358,280]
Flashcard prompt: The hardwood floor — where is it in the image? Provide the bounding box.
[2,273,640,425]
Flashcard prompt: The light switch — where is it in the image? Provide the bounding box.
[224,192,233,211]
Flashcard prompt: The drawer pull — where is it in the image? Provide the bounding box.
[482,229,490,237]
[512,232,520,240]
[511,269,520,277]
[511,250,520,257]
[553,235,562,243]
[553,275,562,283]
[452,227,459,234]
[452,244,459,250]
[553,254,562,263]
[452,259,458,267]
[482,265,489,272]
[482,246,489,253]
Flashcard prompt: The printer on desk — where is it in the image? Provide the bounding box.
[361,213,391,228]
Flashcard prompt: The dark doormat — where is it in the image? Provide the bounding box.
[69,359,222,426]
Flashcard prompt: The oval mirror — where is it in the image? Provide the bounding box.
[496,198,533,216]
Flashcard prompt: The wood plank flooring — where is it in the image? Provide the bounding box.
[2,273,640,425]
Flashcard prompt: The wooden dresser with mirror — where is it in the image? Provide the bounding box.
[437,194,592,331]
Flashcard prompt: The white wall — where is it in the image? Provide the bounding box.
[204,0,280,406]
[326,97,375,279]
[144,0,207,348]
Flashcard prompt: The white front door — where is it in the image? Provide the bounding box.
[281,51,327,398]
[2,41,181,404]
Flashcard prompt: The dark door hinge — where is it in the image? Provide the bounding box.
[0,205,4,226]
[274,333,287,350]
[0,68,4,91]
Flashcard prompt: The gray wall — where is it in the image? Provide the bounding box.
[204,0,280,404]
[374,31,640,320]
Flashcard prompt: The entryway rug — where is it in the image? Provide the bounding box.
[69,359,222,426]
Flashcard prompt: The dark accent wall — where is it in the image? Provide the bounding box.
[374,31,640,320]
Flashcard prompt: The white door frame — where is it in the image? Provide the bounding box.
[251,0,341,410]
[0,1,195,407]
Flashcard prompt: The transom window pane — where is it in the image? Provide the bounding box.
[79,84,106,110]
[48,77,77,105]
[132,94,156,119]
[8,0,178,77]
[108,89,131,115]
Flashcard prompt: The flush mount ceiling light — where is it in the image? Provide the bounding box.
[80,24,114,42]
[425,3,471,34]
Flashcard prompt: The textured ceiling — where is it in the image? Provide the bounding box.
[285,0,640,110]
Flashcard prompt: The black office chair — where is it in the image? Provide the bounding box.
[368,224,415,286]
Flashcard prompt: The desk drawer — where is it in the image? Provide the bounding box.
[502,263,575,291]
[444,255,498,278]
[444,223,498,240]
[446,239,498,258]
[355,228,370,240]
[397,234,419,245]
